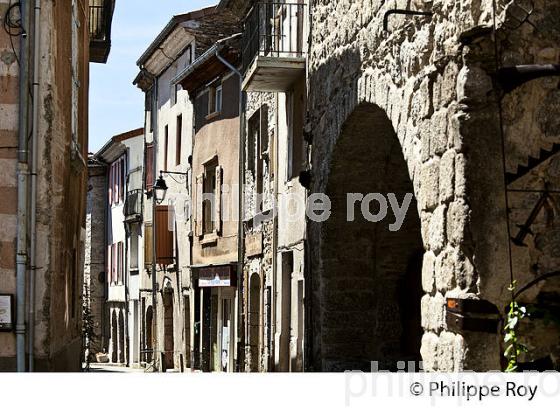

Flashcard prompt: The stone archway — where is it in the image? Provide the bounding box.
[317,103,424,371]
[248,272,261,372]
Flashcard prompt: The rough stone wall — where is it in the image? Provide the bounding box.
[37,0,90,371]
[84,161,107,357]
[242,91,277,372]
[496,0,560,368]
[305,0,560,371]
[0,0,89,371]
[243,218,274,371]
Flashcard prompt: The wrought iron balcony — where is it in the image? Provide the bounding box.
[89,0,115,63]
[242,1,306,92]
[124,189,143,223]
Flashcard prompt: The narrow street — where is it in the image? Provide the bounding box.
[1,0,559,383]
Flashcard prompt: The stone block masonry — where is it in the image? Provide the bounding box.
[306,0,560,371]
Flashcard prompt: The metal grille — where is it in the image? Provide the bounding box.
[242,2,306,73]
[124,189,143,218]
[89,5,106,41]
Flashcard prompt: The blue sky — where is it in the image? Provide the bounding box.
[89,0,216,153]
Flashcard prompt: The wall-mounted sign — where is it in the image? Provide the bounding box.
[0,294,14,332]
[198,266,236,288]
[245,232,263,257]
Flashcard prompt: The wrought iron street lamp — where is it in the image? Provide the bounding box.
[153,170,190,205]
[153,175,168,204]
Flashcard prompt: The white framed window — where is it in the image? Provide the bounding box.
[208,83,223,115]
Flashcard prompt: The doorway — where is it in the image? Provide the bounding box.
[163,291,174,370]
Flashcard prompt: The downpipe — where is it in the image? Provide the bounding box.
[28,0,42,372]
[16,0,31,373]
[150,75,159,372]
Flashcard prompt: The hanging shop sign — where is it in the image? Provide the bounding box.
[0,294,14,331]
[198,266,236,288]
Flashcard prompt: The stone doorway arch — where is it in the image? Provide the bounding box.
[316,102,424,371]
[248,272,262,372]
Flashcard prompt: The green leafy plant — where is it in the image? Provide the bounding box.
[504,281,528,372]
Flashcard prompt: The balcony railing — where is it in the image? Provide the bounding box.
[124,189,143,223]
[242,2,306,74]
[89,1,115,63]
[89,5,106,41]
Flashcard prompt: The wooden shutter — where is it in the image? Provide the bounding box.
[215,165,222,235]
[146,144,154,190]
[144,223,153,266]
[107,245,112,283]
[115,161,120,204]
[156,205,174,265]
[111,243,117,283]
[108,165,113,205]
[120,158,125,202]
[117,242,123,283]
[195,174,204,237]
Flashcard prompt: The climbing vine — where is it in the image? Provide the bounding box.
[504,281,528,372]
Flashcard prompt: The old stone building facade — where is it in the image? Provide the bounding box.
[216,0,560,372]
[0,0,115,371]
[79,0,559,373]
[175,36,241,372]
[218,0,309,372]
[303,0,560,371]
[84,156,107,361]
[134,6,239,372]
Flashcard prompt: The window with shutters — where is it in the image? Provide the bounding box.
[203,164,216,235]
[247,106,269,214]
[195,159,222,238]
[108,156,126,206]
[144,223,153,266]
[145,143,154,191]
[155,205,175,264]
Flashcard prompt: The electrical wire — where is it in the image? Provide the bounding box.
[3,1,24,67]
[492,0,516,298]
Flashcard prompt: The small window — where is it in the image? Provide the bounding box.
[208,83,222,115]
[203,163,217,235]
[216,85,222,113]
[287,89,304,181]
[130,230,139,270]
[176,115,182,166]
[164,125,169,171]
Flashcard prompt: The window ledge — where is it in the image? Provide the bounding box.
[205,111,220,120]
[200,232,219,245]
